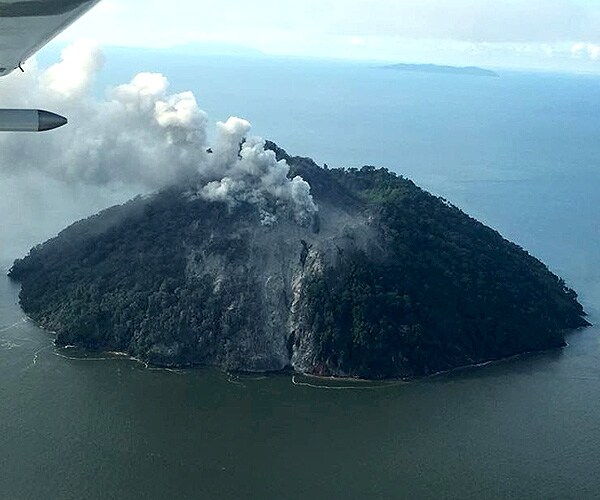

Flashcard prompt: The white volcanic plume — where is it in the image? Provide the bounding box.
[0,41,317,226]
[200,118,317,225]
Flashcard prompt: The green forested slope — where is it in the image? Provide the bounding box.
[9,145,589,377]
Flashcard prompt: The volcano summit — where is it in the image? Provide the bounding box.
[9,142,589,379]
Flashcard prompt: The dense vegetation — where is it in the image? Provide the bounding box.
[9,190,269,367]
[296,167,588,377]
[9,144,590,378]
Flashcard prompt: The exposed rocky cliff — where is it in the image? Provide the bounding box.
[9,143,590,378]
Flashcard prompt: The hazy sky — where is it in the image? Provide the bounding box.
[52,0,600,71]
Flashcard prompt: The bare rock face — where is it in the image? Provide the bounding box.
[176,187,375,373]
[9,144,590,379]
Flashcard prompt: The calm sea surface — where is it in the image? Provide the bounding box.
[1,53,599,499]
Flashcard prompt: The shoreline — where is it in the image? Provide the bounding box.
[16,291,592,382]
[39,325,591,383]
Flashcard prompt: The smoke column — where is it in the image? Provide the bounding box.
[0,41,318,259]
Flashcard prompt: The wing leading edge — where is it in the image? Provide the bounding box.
[0,0,101,77]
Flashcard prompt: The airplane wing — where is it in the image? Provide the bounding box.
[0,0,101,77]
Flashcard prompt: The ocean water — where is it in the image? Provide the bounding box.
[1,53,599,499]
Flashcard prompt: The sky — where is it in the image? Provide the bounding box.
[52,0,600,72]
[2,0,600,261]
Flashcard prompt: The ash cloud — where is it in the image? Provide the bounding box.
[0,40,317,231]
[199,120,317,226]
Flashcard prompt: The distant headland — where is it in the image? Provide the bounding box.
[383,63,499,78]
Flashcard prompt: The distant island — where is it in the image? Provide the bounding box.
[383,63,499,78]
[9,142,588,379]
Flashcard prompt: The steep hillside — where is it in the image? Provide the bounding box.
[9,143,590,378]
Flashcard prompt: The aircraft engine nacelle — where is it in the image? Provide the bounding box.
[0,109,67,132]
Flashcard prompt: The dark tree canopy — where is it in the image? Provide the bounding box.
[9,144,590,378]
